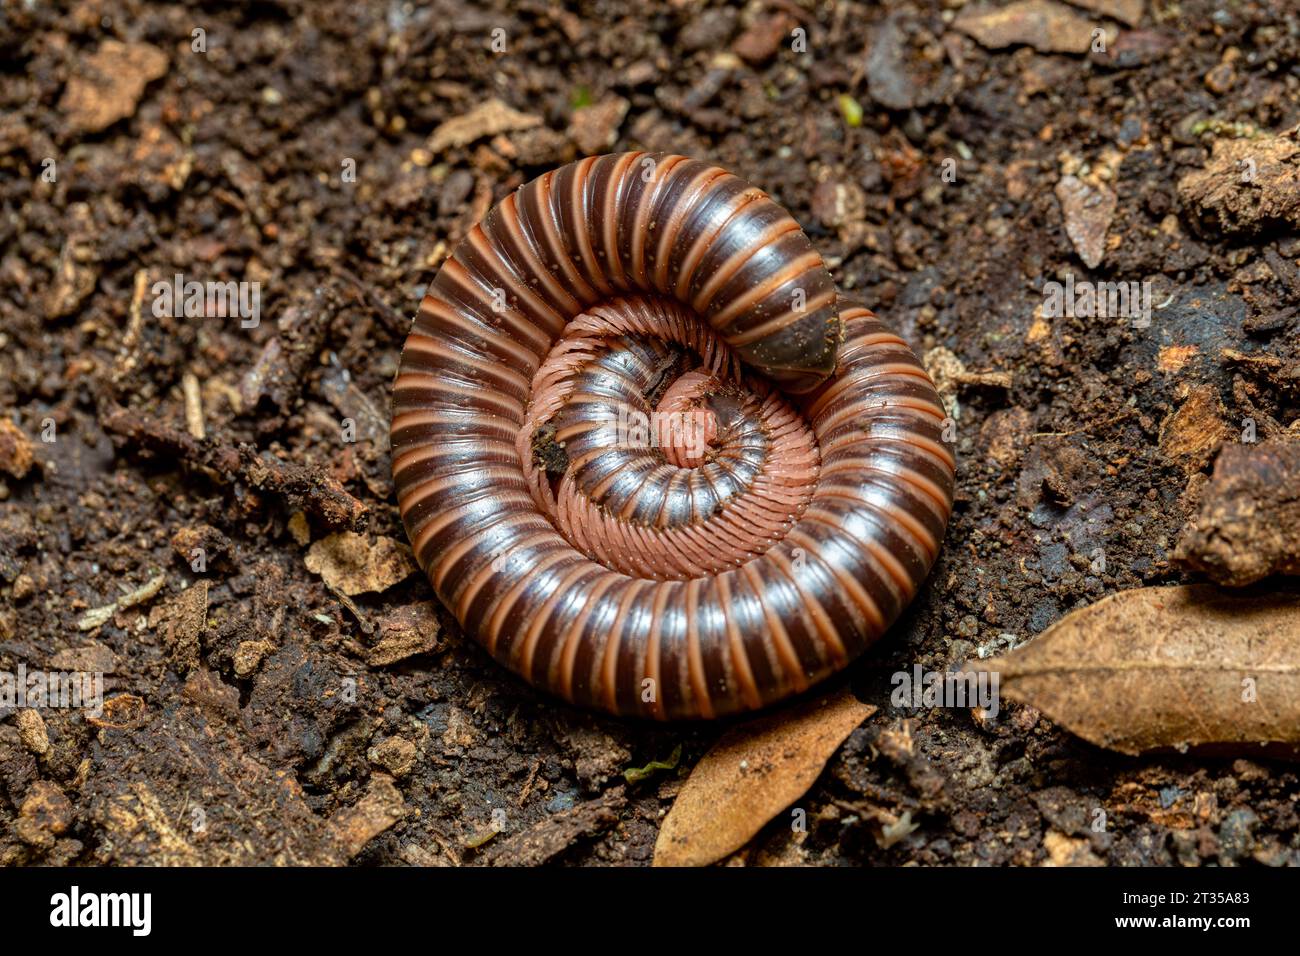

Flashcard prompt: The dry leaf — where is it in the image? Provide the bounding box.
[653,689,875,867]
[953,1,1114,55]
[981,585,1300,755]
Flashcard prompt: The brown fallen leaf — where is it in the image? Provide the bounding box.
[653,689,875,867]
[980,585,1300,755]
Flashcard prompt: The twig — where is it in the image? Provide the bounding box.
[100,404,367,530]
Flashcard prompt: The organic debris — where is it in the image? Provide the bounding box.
[1175,441,1300,585]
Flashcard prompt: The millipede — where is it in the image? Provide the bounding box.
[390,151,956,720]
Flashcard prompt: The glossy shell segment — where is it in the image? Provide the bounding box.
[391,152,955,719]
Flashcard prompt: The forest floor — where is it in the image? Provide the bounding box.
[1,0,1298,866]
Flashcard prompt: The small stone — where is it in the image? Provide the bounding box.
[811,180,867,231]
[287,511,311,547]
[305,532,416,596]
[568,96,630,155]
[732,13,795,65]
[369,736,418,778]
[17,709,50,756]
[369,602,442,666]
[17,781,73,847]
[1204,61,1235,95]
[233,640,274,678]
[1055,174,1117,269]
[0,419,34,480]
[59,40,169,133]
[11,572,35,601]
[1042,829,1105,866]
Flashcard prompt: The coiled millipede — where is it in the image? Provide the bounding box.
[391,152,955,720]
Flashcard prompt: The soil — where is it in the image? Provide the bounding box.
[2,0,1298,867]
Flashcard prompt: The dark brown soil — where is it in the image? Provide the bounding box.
[2,0,1298,867]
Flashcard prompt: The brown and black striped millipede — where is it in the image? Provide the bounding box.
[391,151,955,720]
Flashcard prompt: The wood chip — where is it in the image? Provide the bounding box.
[327,774,406,859]
[486,788,626,866]
[1055,174,1117,269]
[1158,384,1230,475]
[429,99,542,154]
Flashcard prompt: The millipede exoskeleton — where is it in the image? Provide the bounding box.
[391,152,955,720]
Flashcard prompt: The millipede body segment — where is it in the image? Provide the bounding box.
[391,152,956,719]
